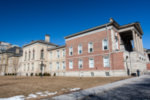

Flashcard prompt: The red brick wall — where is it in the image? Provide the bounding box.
[111,52,125,70]
[65,29,125,71]
[147,63,150,70]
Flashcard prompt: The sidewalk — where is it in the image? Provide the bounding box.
[50,75,148,100]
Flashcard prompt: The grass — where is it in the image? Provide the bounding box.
[0,76,130,99]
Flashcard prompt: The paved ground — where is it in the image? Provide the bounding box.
[51,75,150,100]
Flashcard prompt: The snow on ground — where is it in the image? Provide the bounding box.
[46,91,57,96]
[0,95,25,100]
[70,88,81,92]
[0,88,80,100]
[0,91,58,100]
[26,94,37,99]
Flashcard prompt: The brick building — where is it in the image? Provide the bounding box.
[64,18,147,77]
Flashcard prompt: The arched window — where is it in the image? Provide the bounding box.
[25,51,27,61]
[33,49,35,60]
[41,49,44,59]
[29,51,31,60]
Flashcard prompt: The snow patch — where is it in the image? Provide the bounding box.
[0,95,25,100]
[36,92,43,95]
[0,91,58,100]
[26,94,37,99]
[70,88,80,92]
[46,91,57,96]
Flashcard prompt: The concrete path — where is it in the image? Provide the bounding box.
[49,75,150,100]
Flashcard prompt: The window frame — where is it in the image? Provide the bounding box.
[69,60,73,69]
[78,59,83,69]
[78,44,83,54]
[57,50,60,58]
[88,42,93,53]
[62,61,66,69]
[103,56,110,67]
[102,39,108,50]
[89,58,94,68]
[62,49,66,57]
[69,46,73,56]
[56,62,60,70]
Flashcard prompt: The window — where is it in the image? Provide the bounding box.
[50,51,52,59]
[41,49,44,59]
[69,60,73,69]
[69,47,73,56]
[102,39,108,50]
[62,61,66,69]
[89,58,94,68]
[28,63,30,71]
[78,59,83,69]
[24,64,26,71]
[115,32,119,50]
[56,62,60,69]
[88,42,93,53]
[62,49,66,57]
[25,52,27,61]
[50,62,52,70]
[103,56,110,67]
[33,49,35,60]
[32,63,34,71]
[57,50,60,58]
[78,44,82,54]
[29,51,31,60]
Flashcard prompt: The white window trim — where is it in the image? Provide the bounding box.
[69,47,73,56]
[78,44,82,54]
[50,62,52,70]
[89,58,94,68]
[56,62,60,69]
[69,60,73,69]
[88,42,93,53]
[62,49,66,57]
[62,61,66,69]
[103,56,110,67]
[78,59,83,69]
[102,39,109,50]
[57,50,60,58]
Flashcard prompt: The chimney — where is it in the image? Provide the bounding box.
[45,34,50,42]
[109,18,114,22]
[16,48,20,54]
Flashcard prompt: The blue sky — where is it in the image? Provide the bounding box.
[0,0,150,48]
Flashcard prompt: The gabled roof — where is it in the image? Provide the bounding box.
[47,45,65,51]
[23,40,59,48]
[65,18,143,39]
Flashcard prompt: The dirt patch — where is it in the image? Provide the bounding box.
[0,76,130,99]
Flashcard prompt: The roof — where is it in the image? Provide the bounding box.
[48,45,65,51]
[65,18,143,39]
[0,46,22,57]
[23,40,59,48]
